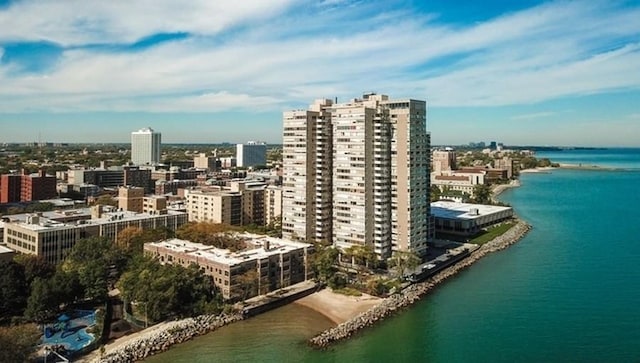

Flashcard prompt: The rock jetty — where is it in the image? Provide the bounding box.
[92,313,243,363]
[309,220,531,348]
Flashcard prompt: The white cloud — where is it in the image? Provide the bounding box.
[0,1,639,113]
[511,112,556,121]
[0,0,294,45]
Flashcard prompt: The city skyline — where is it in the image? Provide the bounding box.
[1,1,639,146]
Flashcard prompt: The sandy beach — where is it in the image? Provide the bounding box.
[294,289,382,324]
[518,166,556,174]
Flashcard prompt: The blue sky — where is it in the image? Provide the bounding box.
[0,0,639,146]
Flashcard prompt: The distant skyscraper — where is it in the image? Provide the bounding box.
[282,93,432,258]
[236,142,267,168]
[131,127,161,165]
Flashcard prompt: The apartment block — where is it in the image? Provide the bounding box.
[185,189,242,225]
[282,94,431,258]
[144,234,313,300]
[1,170,56,204]
[131,127,161,165]
[432,150,457,173]
[118,186,144,213]
[264,185,282,227]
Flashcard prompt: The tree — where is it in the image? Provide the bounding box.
[24,277,58,323]
[471,184,493,205]
[430,185,442,202]
[0,261,27,320]
[116,226,144,251]
[118,257,220,321]
[310,245,339,283]
[0,324,40,363]
[236,269,259,302]
[14,254,55,285]
[388,251,421,280]
[62,236,127,301]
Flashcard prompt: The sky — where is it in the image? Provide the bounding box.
[0,0,639,146]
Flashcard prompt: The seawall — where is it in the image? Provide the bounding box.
[90,313,244,363]
[309,219,531,348]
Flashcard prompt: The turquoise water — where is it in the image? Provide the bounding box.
[537,148,640,170]
[148,149,640,362]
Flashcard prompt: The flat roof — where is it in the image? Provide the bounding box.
[3,208,186,231]
[0,245,15,254]
[146,234,311,266]
[430,201,512,220]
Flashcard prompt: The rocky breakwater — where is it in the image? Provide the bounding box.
[93,313,244,363]
[309,219,531,348]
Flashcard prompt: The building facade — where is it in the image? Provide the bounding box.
[282,94,431,258]
[236,142,267,168]
[131,127,161,165]
[2,207,188,264]
[0,170,56,204]
[144,234,313,300]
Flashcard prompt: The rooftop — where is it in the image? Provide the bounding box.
[431,201,512,220]
[0,245,15,254]
[146,233,311,266]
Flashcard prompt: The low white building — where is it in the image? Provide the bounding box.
[430,201,513,236]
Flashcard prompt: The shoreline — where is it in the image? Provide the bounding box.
[294,289,383,325]
[80,313,244,363]
[308,219,531,348]
[491,179,521,199]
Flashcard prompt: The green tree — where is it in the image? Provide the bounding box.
[471,184,493,205]
[118,257,220,321]
[0,324,40,363]
[388,251,421,280]
[236,269,259,302]
[0,261,27,320]
[310,245,339,283]
[24,277,58,323]
[63,237,127,301]
[14,254,55,285]
[430,185,442,202]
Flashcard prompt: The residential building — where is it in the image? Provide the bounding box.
[144,234,313,300]
[0,174,22,203]
[0,170,56,204]
[282,93,431,258]
[185,189,242,225]
[236,142,267,168]
[194,153,217,171]
[432,150,457,173]
[264,185,282,227]
[118,186,144,213]
[131,127,161,165]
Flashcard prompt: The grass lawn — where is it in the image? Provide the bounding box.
[470,221,515,245]
[334,287,363,297]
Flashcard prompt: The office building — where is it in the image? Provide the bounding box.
[131,127,161,165]
[2,207,188,264]
[282,94,431,258]
[236,142,267,168]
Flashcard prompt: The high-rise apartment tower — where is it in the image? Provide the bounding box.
[282,94,432,258]
[131,127,161,165]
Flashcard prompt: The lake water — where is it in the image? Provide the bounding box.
[147,148,640,363]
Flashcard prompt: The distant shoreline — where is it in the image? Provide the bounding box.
[557,163,621,171]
